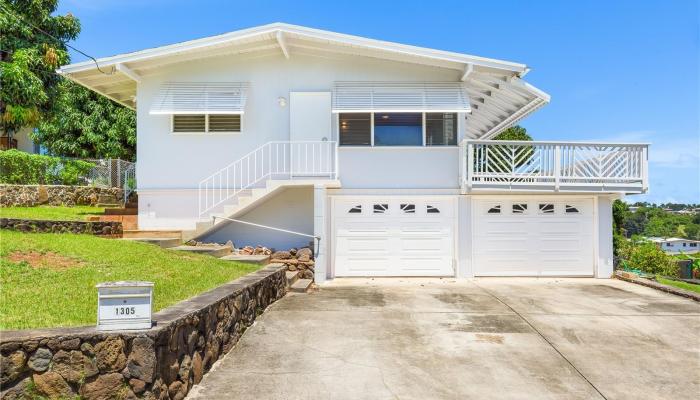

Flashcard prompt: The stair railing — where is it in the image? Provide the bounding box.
[198,141,338,217]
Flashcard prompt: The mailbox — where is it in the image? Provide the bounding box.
[96,281,153,330]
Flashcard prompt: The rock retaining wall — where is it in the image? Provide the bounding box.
[0,185,123,207]
[0,264,287,400]
[0,218,122,236]
[270,248,315,280]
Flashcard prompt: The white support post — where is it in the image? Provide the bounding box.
[554,144,561,191]
[595,195,614,278]
[642,145,649,193]
[466,142,474,191]
[313,184,328,283]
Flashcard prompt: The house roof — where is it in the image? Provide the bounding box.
[57,22,550,138]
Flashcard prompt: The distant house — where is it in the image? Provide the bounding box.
[647,237,700,254]
[0,127,42,154]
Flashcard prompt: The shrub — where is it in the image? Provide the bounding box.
[0,149,94,185]
[618,239,678,276]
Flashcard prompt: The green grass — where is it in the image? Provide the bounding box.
[656,276,700,294]
[0,206,105,221]
[0,230,259,330]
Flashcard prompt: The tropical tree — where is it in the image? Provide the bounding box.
[36,80,136,160]
[492,125,533,141]
[0,0,80,136]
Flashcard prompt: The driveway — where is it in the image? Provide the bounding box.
[187,278,700,400]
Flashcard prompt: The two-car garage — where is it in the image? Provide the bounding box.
[331,195,597,278]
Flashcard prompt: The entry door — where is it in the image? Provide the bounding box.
[289,92,332,177]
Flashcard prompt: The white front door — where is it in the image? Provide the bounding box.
[472,198,594,277]
[289,92,331,177]
[333,196,456,277]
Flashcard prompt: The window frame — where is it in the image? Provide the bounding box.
[338,112,460,147]
[171,114,242,135]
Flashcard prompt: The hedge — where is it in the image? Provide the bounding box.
[0,149,95,185]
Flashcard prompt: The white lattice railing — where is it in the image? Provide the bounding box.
[199,141,338,217]
[462,140,649,192]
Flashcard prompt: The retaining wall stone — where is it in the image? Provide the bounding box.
[0,264,287,399]
[0,185,123,207]
[0,218,122,236]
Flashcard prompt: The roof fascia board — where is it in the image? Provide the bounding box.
[59,23,528,75]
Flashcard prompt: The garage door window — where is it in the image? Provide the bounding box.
[565,205,580,214]
[400,204,415,214]
[374,204,389,214]
[427,205,440,214]
[348,205,362,214]
[512,203,528,214]
[487,205,501,214]
[539,203,555,214]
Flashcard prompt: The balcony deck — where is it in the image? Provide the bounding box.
[461,140,649,194]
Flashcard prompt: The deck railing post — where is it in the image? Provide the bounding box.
[467,142,474,191]
[554,144,561,191]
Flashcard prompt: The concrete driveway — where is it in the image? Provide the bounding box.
[188,278,700,400]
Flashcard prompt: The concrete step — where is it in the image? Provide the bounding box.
[285,271,301,287]
[123,237,180,248]
[123,230,182,239]
[195,220,214,232]
[219,254,270,265]
[290,278,312,293]
[169,245,232,258]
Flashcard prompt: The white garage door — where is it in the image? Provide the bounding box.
[473,198,594,277]
[333,197,455,277]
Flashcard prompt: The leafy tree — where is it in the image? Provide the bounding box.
[492,125,533,141]
[35,80,136,160]
[0,0,80,135]
[612,199,629,235]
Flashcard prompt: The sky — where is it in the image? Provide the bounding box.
[57,0,699,204]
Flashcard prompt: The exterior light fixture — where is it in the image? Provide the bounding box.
[277,97,287,107]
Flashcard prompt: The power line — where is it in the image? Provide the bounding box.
[0,3,115,75]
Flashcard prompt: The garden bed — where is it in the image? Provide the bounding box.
[0,231,261,330]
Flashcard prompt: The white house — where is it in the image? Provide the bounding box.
[647,237,700,254]
[58,23,649,281]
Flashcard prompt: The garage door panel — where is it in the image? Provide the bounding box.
[474,198,594,277]
[334,197,455,277]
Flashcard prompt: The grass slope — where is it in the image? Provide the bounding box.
[0,231,259,330]
[0,206,104,221]
[656,276,700,294]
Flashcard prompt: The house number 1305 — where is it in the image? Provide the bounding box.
[115,306,136,315]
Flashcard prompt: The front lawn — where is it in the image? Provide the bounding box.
[0,205,104,221]
[656,276,700,294]
[0,230,259,330]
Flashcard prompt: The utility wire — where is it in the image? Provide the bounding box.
[0,3,115,75]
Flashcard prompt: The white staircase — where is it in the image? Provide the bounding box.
[186,141,340,240]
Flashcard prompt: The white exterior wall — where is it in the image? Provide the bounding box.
[136,53,461,190]
[202,187,314,250]
[658,241,700,254]
[136,52,462,228]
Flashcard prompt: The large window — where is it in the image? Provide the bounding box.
[374,113,423,146]
[339,113,371,145]
[338,112,459,146]
[426,113,457,146]
[172,114,241,133]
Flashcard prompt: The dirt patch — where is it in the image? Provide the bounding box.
[7,251,85,271]
[475,333,505,344]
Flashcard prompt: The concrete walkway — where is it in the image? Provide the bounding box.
[187,278,700,400]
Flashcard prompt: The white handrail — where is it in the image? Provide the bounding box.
[463,140,649,193]
[199,141,338,217]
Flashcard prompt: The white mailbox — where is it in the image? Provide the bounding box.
[96,281,153,331]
